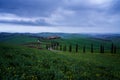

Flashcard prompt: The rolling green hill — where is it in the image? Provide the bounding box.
[0,33,120,80]
[42,37,120,54]
[0,33,37,44]
[0,33,119,53]
[0,43,120,80]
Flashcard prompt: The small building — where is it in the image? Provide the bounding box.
[47,36,61,40]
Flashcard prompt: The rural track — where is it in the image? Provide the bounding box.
[48,48,62,53]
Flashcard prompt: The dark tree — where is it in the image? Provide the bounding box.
[83,45,86,53]
[100,44,103,53]
[60,45,62,51]
[76,44,78,53]
[91,44,93,53]
[100,44,104,53]
[111,43,114,54]
[69,44,72,52]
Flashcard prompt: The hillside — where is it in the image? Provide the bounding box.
[0,43,120,80]
[0,33,37,44]
[0,33,120,53]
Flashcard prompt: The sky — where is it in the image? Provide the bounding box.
[0,0,120,33]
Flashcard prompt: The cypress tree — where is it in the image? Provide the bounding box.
[69,44,72,52]
[91,44,93,53]
[60,45,62,51]
[83,45,86,53]
[111,43,114,54]
[100,44,104,53]
[100,44,102,53]
[76,44,78,53]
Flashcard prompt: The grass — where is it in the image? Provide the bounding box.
[41,38,120,54]
[0,34,37,44]
[0,33,120,79]
[0,43,120,80]
[0,33,119,53]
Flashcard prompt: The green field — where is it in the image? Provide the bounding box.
[0,43,120,80]
[0,33,120,80]
[0,33,37,44]
[41,37,120,54]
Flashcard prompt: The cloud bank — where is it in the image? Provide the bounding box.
[0,0,120,33]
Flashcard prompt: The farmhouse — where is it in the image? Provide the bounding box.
[47,36,61,40]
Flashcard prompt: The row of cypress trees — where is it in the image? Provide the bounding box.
[46,42,117,54]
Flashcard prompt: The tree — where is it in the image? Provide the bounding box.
[91,44,93,53]
[100,44,102,53]
[69,44,72,52]
[76,44,78,53]
[100,44,104,53]
[83,45,86,53]
[60,45,62,51]
[111,43,114,54]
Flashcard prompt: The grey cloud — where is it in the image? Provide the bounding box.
[0,0,120,28]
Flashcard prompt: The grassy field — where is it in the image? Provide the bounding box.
[0,33,120,80]
[41,37,120,54]
[0,43,120,80]
[0,34,37,44]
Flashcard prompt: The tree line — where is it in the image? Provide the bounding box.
[46,42,117,54]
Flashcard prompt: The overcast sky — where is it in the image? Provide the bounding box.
[0,0,120,33]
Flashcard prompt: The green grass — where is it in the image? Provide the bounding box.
[0,35,37,44]
[42,37,120,54]
[0,43,120,80]
[0,33,119,53]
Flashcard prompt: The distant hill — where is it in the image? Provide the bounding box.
[0,32,120,44]
[0,32,37,44]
